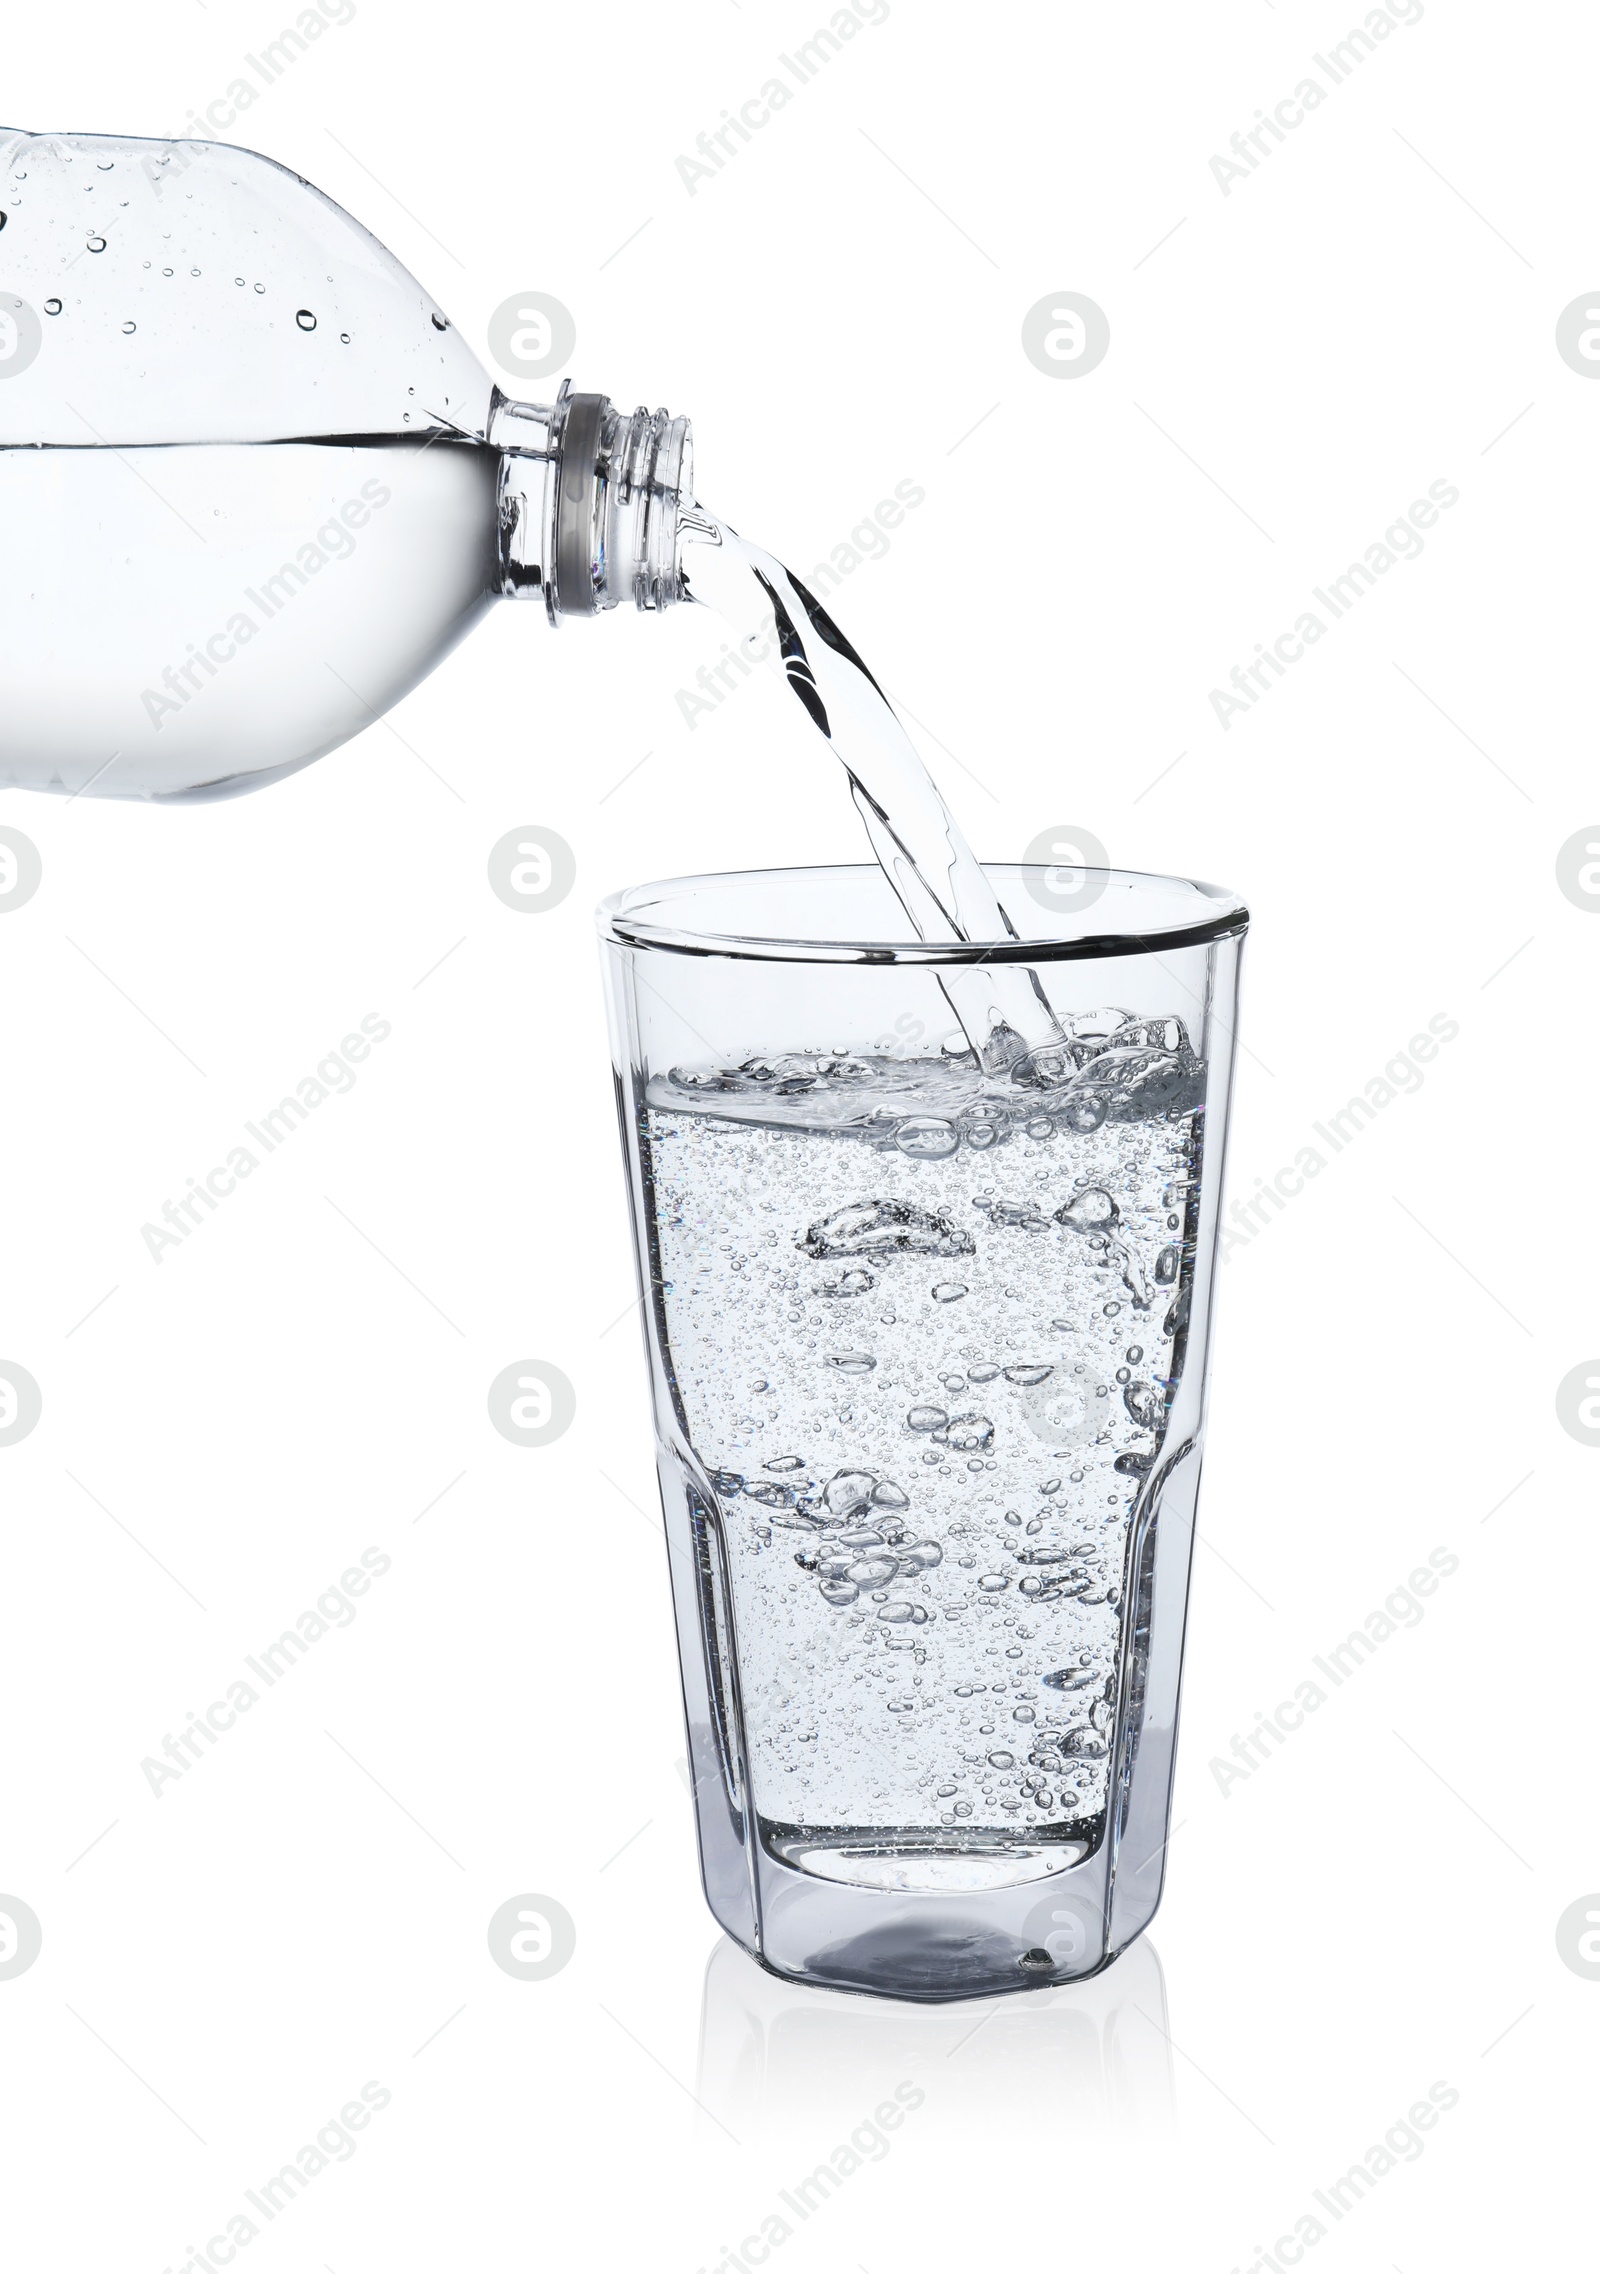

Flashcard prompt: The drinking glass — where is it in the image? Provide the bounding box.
[599,863,1247,2001]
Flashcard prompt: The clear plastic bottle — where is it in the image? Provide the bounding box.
[0,127,691,799]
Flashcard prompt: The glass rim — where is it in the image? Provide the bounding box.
[597,862,1249,966]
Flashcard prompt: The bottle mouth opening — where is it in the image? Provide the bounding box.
[550,383,693,620]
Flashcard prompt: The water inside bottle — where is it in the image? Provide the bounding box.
[0,436,499,799]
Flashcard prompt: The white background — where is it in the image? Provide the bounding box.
[2,2,1594,2267]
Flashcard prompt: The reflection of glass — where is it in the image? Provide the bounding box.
[602,864,1248,2000]
[696,1931,1175,2145]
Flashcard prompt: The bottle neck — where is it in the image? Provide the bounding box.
[490,381,693,625]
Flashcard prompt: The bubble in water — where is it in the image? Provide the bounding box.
[961,1110,1010,1151]
[896,1539,943,1572]
[824,1470,878,1519]
[973,1194,1053,1230]
[1124,1381,1164,1430]
[1056,1186,1119,1234]
[968,1362,1001,1384]
[849,1554,896,1587]
[906,1404,947,1433]
[1127,1345,1144,1364]
[826,1352,877,1375]
[43,297,60,314]
[799,1198,974,1261]
[823,1268,875,1298]
[987,1749,1015,1768]
[1118,1244,1154,1309]
[936,1414,993,1453]
[931,1281,967,1302]
[86,234,105,252]
[820,1578,859,1607]
[871,1480,910,1509]
[1155,1244,1181,1284]
[1004,1363,1053,1387]
[878,1601,927,1624]
[120,320,135,334]
[764,1454,805,1472]
[895,1116,959,1159]
[978,1573,1010,1592]
[295,308,317,330]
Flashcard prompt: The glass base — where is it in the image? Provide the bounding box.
[767,1823,1095,1893]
